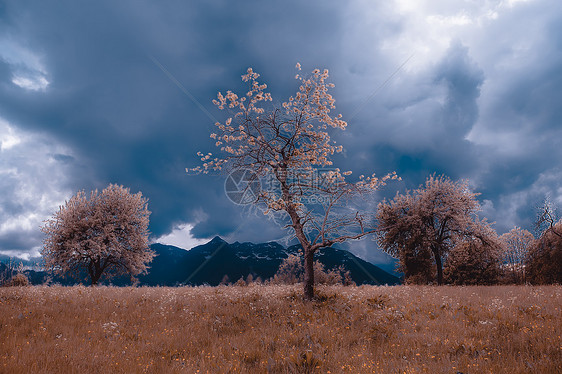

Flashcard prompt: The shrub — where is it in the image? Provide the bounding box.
[6,273,30,287]
[271,254,354,285]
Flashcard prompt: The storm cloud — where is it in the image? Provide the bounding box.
[1,0,561,265]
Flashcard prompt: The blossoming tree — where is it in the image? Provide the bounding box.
[41,184,154,285]
[376,175,498,285]
[190,64,397,299]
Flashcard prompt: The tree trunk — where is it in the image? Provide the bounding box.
[277,165,314,300]
[88,261,102,286]
[91,275,100,286]
[303,249,315,300]
[432,247,443,285]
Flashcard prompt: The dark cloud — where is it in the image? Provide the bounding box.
[1,0,562,260]
[337,41,484,193]
[50,153,74,164]
[434,41,484,138]
[0,0,351,246]
[462,3,562,233]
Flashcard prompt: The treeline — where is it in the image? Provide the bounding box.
[376,175,562,285]
[2,176,560,288]
[0,253,354,288]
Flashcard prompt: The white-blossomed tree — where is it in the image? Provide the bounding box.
[41,184,154,286]
[190,64,398,299]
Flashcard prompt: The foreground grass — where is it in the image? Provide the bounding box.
[0,285,561,373]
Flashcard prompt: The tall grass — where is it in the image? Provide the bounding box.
[1,285,560,373]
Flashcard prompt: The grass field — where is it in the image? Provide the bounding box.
[0,285,561,373]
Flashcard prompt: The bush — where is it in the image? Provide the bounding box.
[271,254,303,284]
[271,254,354,286]
[5,273,30,287]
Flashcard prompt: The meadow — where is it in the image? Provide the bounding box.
[0,285,561,373]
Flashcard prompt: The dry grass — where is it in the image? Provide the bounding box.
[0,285,561,373]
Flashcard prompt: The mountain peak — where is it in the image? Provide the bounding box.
[210,236,227,244]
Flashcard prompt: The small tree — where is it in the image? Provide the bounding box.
[444,239,502,285]
[526,221,562,284]
[499,227,535,283]
[0,260,15,286]
[526,199,562,284]
[272,254,303,284]
[219,274,231,285]
[191,65,397,299]
[376,175,497,285]
[0,260,28,287]
[536,197,562,239]
[271,253,352,286]
[0,267,7,286]
[41,184,154,286]
[6,273,30,287]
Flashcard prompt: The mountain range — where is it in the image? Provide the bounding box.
[1,237,400,286]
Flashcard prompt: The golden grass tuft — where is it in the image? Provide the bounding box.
[0,285,561,373]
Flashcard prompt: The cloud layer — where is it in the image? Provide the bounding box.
[1,0,561,264]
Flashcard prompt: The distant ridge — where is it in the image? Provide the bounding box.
[138,237,400,286]
[1,237,400,286]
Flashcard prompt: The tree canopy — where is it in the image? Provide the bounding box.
[41,184,154,285]
[376,175,497,285]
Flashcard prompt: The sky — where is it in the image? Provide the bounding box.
[0,0,561,265]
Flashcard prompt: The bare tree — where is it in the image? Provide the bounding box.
[376,175,497,285]
[536,197,562,238]
[499,227,535,283]
[525,197,562,284]
[0,259,25,287]
[190,65,397,299]
[41,184,154,285]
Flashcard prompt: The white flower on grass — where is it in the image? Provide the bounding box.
[102,322,119,331]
